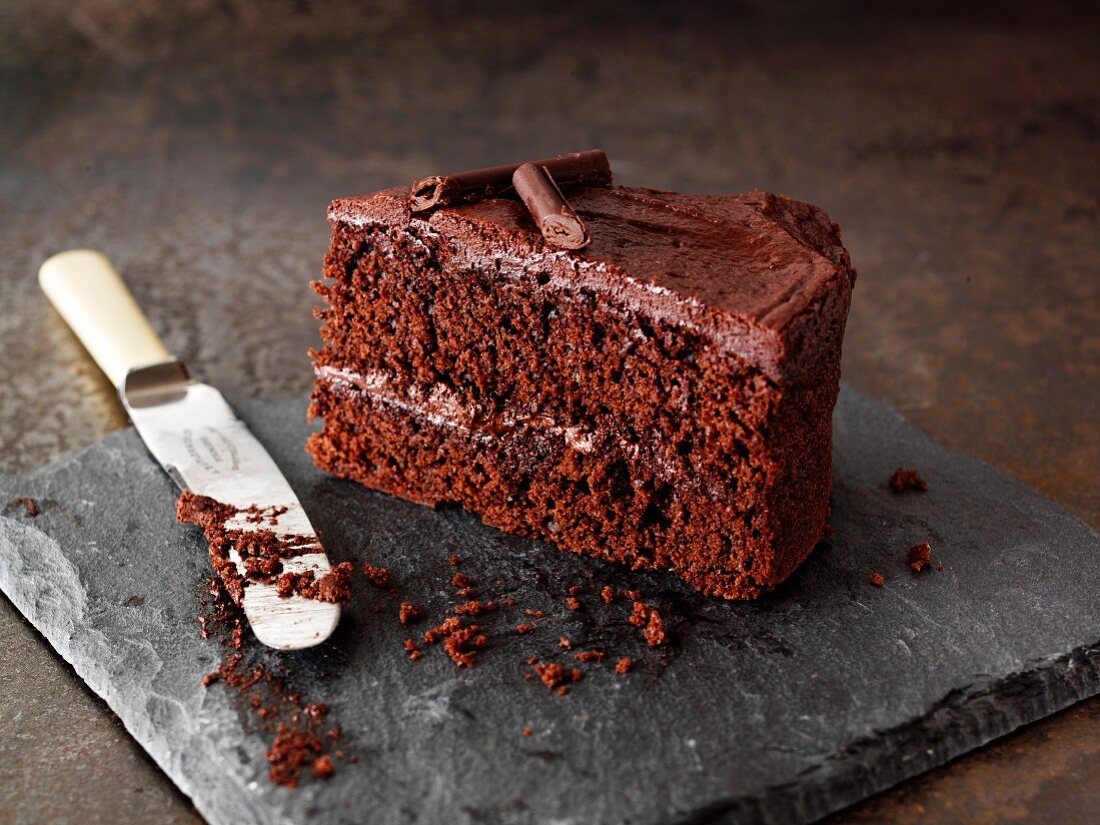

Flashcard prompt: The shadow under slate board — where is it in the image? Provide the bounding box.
[0,386,1098,825]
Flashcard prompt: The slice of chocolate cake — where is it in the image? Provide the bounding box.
[308,182,855,599]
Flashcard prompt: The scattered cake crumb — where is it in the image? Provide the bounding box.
[452,572,471,589]
[615,657,633,674]
[629,601,649,627]
[454,599,497,616]
[624,589,641,601]
[522,727,533,737]
[565,597,580,611]
[449,554,461,566]
[527,656,539,665]
[198,612,344,791]
[524,608,544,618]
[516,622,537,634]
[10,497,38,517]
[558,636,572,650]
[362,563,391,588]
[908,542,933,573]
[869,572,885,587]
[889,468,928,493]
[267,726,326,788]
[568,585,582,596]
[574,650,605,662]
[533,662,583,691]
[600,585,616,604]
[423,616,486,666]
[644,609,668,647]
[312,755,334,779]
[399,601,423,624]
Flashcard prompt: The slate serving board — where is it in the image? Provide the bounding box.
[1,386,1098,825]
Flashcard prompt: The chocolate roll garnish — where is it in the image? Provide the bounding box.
[512,163,591,250]
[410,150,611,212]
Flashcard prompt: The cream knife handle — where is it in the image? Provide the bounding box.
[39,250,172,389]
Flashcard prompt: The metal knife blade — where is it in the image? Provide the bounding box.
[124,360,341,650]
[39,249,340,650]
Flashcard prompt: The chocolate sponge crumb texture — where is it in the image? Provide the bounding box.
[176,491,352,606]
[308,183,856,599]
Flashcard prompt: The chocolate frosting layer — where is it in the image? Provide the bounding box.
[328,185,855,381]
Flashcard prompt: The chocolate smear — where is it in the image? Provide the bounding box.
[410,149,610,212]
[512,163,590,250]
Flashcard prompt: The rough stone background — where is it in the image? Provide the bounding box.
[1,390,1099,825]
[0,1,1097,822]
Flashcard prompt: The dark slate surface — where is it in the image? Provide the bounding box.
[0,386,1098,825]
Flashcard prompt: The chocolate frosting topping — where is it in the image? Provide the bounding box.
[332,185,853,333]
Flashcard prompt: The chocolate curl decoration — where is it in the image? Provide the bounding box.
[512,163,591,250]
[410,150,611,212]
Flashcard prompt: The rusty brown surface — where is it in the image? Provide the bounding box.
[0,1,1097,822]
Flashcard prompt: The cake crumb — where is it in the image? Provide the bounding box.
[10,497,38,517]
[624,589,641,601]
[565,597,580,611]
[600,585,616,604]
[452,572,471,589]
[629,601,649,627]
[449,554,461,566]
[454,599,497,616]
[889,468,928,493]
[568,585,582,596]
[574,650,605,662]
[908,542,933,573]
[644,608,668,647]
[516,622,537,634]
[312,755,334,779]
[869,572,885,587]
[534,662,583,691]
[558,636,572,650]
[398,601,423,624]
[440,624,484,668]
[527,656,539,665]
[422,617,485,667]
[524,608,544,618]
[362,563,391,588]
[522,727,533,737]
[615,657,633,674]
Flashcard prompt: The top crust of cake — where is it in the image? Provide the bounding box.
[328,185,855,382]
